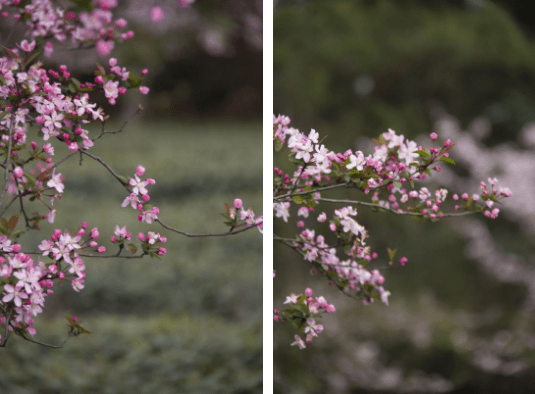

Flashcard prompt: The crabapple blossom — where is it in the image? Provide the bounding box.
[0,0,259,349]
[274,114,512,348]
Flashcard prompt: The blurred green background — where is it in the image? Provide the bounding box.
[274,0,535,393]
[0,1,262,393]
[1,122,263,393]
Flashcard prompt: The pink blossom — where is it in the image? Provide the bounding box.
[96,40,115,56]
[150,7,164,22]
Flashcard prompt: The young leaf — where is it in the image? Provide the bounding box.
[439,156,456,165]
[7,215,18,231]
[387,247,396,262]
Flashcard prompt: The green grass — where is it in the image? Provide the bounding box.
[1,119,263,393]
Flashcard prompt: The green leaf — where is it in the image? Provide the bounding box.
[393,181,402,188]
[127,72,144,88]
[274,139,283,152]
[414,149,429,157]
[305,199,316,208]
[23,50,41,67]
[117,175,130,185]
[439,156,456,165]
[292,196,304,204]
[11,230,24,240]
[68,82,78,93]
[0,43,19,60]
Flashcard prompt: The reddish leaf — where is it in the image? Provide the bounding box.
[7,215,18,231]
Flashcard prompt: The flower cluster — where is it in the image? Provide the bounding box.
[0,0,137,57]
[0,0,260,348]
[223,198,263,234]
[274,288,335,349]
[0,221,106,339]
[273,114,513,348]
[122,165,159,224]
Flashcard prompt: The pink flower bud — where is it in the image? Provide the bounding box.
[59,272,65,279]
[400,257,409,266]
[153,207,159,214]
[82,222,88,228]
[12,244,21,252]
[273,315,279,322]
[160,236,167,243]
[111,236,117,243]
[90,228,99,239]
[97,246,106,253]
[234,199,243,209]
[141,69,148,75]
[150,6,164,22]
[72,316,77,322]
[430,132,438,140]
[89,241,98,248]
[444,139,452,147]
[137,203,144,211]
[326,304,336,313]
[141,194,150,202]
[138,232,146,241]
[13,167,23,178]
[31,141,37,149]
[147,178,156,185]
[77,228,85,236]
[305,288,313,297]
[109,58,117,67]
[53,229,62,238]
[139,86,149,95]
[115,18,127,28]
[158,247,167,256]
[136,165,145,176]
[95,75,104,84]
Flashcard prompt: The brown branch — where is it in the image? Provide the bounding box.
[0,110,15,207]
[155,218,260,238]
[79,150,128,186]
[91,106,143,142]
[315,197,479,218]
[273,182,351,202]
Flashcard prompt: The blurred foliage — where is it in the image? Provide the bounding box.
[274,0,535,150]
[274,0,535,393]
[0,121,262,393]
[0,0,262,119]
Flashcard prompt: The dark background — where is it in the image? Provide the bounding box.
[274,1,535,393]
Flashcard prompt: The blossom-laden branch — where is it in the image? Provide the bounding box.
[273,114,513,349]
[0,0,262,348]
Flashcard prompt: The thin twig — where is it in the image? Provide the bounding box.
[315,197,478,218]
[80,150,128,186]
[273,182,351,202]
[0,111,15,207]
[91,106,143,142]
[155,218,260,237]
